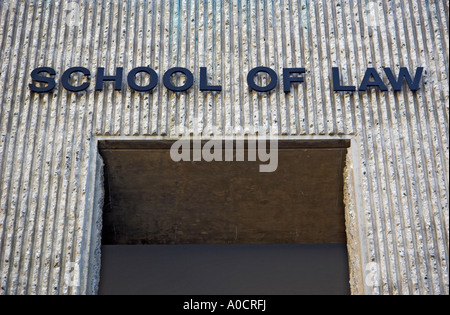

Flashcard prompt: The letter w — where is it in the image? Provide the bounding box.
[384,67,423,91]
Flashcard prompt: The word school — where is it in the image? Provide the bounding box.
[29,66,423,93]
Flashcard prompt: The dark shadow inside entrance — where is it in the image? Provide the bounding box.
[97,139,351,295]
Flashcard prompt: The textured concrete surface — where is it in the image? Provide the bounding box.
[0,0,448,295]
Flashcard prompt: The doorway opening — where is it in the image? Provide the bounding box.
[97,139,351,295]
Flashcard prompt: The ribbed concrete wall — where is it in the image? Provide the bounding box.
[0,0,448,295]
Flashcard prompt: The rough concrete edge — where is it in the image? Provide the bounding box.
[79,140,104,295]
[343,137,368,295]
[89,151,104,295]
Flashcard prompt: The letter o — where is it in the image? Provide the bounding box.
[128,67,158,92]
[163,67,194,92]
[247,67,278,92]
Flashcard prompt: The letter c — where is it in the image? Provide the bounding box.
[61,67,91,92]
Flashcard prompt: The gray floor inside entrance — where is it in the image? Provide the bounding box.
[98,244,350,295]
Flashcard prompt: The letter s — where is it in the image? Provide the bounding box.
[29,67,56,93]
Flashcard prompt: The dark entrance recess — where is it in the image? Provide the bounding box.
[97,139,351,295]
